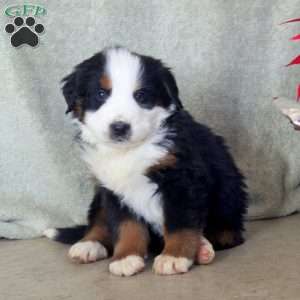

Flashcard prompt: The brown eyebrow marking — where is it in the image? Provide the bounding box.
[99,74,112,90]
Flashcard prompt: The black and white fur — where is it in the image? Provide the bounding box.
[45,47,247,276]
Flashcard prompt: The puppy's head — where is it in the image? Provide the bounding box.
[62,47,182,147]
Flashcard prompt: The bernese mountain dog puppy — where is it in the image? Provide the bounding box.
[45,47,248,276]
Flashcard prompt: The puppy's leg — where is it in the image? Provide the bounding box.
[69,223,109,264]
[109,220,149,276]
[153,173,211,275]
[69,207,111,264]
[153,229,199,275]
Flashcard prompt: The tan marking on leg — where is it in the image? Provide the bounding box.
[206,229,244,250]
[83,224,108,242]
[217,230,235,246]
[162,229,199,259]
[82,208,112,251]
[112,220,149,260]
[109,220,149,276]
[69,207,111,264]
[153,229,199,275]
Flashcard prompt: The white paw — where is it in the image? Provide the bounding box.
[68,241,108,263]
[197,236,215,265]
[153,255,193,275]
[109,255,145,276]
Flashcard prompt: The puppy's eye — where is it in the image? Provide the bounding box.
[98,88,108,101]
[134,89,148,104]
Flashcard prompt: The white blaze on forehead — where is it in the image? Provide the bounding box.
[105,48,142,95]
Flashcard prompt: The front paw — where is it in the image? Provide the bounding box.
[153,254,193,275]
[68,241,108,263]
[109,255,145,276]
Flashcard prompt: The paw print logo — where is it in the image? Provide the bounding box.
[5,16,44,47]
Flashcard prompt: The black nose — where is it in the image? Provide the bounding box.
[109,121,131,141]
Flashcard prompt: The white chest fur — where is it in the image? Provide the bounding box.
[81,131,171,233]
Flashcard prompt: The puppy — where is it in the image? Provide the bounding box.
[45,47,248,276]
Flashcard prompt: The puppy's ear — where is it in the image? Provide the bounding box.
[162,68,183,110]
[62,71,81,114]
[62,51,106,116]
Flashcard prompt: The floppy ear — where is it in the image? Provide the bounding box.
[62,67,89,120]
[62,72,79,114]
[61,51,106,115]
[162,68,183,110]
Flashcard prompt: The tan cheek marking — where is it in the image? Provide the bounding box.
[147,153,177,173]
[112,220,149,261]
[99,74,112,90]
[162,229,199,260]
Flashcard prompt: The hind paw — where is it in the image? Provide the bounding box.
[197,236,215,265]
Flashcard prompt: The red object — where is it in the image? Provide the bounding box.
[297,85,300,102]
[282,18,300,101]
[290,34,300,41]
[281,18,300,25]
[286,55,300,67]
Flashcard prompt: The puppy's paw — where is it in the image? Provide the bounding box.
[153,255,193,275]
[197,236,215,265]
[68,241,108,263]
[109,255,145,276]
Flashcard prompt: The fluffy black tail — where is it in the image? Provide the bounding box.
[43,225,87,244]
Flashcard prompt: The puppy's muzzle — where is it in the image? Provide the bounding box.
[109,121,131,142]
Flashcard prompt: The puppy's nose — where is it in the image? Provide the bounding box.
[109,121,131,141]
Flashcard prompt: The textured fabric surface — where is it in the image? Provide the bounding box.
[2,216,300,300]
[1,0,300,239]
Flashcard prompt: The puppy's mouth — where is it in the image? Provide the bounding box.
[109,137,144,148]
[109,133,132,143]
[105,132,150,150]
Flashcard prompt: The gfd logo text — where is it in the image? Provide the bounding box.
[5,4,46,17]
